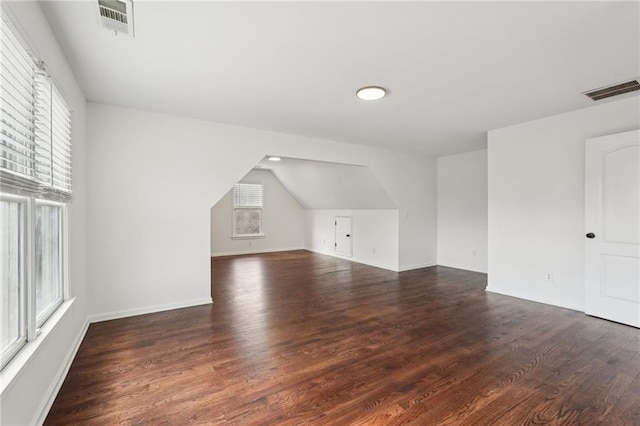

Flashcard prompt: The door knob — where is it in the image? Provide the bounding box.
[586,233,595,239]
[346,234,351,237]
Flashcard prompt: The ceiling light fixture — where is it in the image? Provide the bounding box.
[356,86,386,101]
[267,156,282,161]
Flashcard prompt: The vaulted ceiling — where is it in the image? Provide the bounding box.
[256,157,396,210]
[40,1,639,156]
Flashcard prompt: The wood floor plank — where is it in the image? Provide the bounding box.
[45,250,640,425]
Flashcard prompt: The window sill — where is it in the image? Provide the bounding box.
[232,234,265,240]
[0,298,77,396]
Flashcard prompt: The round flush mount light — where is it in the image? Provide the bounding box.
[356,86,386,101]
[267,156,282,161]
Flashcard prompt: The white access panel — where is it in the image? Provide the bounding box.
[335,216,352,257]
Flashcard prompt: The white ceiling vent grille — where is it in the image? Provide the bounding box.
[97,0,134,36]
[583,79,640,101]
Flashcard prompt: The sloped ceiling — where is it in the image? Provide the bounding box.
[255,157,396,210]
[38,1,640,157]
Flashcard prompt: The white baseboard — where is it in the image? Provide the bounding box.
[33,318,90,426]
[304,248,397,272]
[397,262,437,272]
[211,246,305,257]
[436,262,488,274]
[89,298,213,323]
[485,286,582,312]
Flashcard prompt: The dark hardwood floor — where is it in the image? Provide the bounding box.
[46,250,640,425]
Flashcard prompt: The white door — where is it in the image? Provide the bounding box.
[335,216,352,257]
[585,129,640,328]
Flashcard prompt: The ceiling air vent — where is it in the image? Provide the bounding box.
[583,79,640,101]
[97,0,134,36]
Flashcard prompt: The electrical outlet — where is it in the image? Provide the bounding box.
[545,272,553,282]
[372,248,377,254]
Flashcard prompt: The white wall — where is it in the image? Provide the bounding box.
[305,210,399,271]
[1,3,88,425]
[437,150,488,273]
[87,103,436,319]
[211,169,305,256]
[488,96,640,311]
[263,158,396,209]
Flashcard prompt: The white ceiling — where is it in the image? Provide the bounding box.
[255,157,396,209]
[39,1,639,156]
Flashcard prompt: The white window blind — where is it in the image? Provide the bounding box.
[0,14,72,202]
[34,71,52,186]
[233,183,263,208]
[233,183,264,237]
[50,87,72,193]
[1,16,36,182]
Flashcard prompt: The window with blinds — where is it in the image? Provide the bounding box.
[1,9,70,371]
[233,183,263,208]
[233,183,264,238]
[1,13,72,202]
